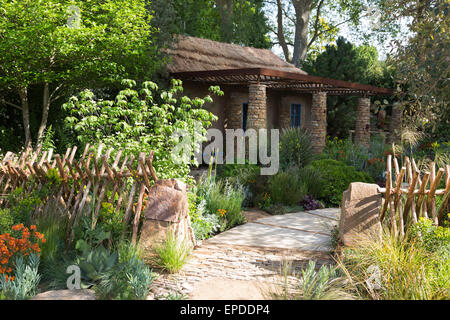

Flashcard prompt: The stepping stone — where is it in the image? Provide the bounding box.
[189,277,272,300]
[206,222,332,252]
[305,208,341,221]
[32,289,95,300]
[253,211,337,235]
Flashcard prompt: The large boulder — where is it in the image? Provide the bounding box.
[139,179,196,255]
[339,182,382,246]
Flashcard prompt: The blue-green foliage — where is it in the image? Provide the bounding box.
[95,246,156,300]
[188,192,221,240]
[0,254,41,300]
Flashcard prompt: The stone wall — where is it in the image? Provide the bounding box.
[354,97,371,148]
[308,92,327,153]
[182,82,230,131]
[227,91,247,129]
[279,104,290,129]
[279,94,312,130]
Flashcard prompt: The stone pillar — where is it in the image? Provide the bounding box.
[309,92,327,153]
[387,102,403,144]
[354,97,371,148]
[247,83,267,129]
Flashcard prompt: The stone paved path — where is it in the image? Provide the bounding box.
[150,208,340,300]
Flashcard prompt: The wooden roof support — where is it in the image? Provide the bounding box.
[171,67,394,96]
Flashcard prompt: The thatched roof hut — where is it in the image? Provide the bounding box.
[166,35,395,153]
[167,35,307,75]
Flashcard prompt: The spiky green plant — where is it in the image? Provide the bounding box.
[152,232,191,273]
[337,230,449,300]
[269,260,355,300]
[279,128,314,169]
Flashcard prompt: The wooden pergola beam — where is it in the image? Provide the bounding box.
[171,67,395,96]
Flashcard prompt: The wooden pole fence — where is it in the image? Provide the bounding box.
[0,145,159,245]
[378,156,449,234]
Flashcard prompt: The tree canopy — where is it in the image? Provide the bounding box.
[167,0,272,48]
[304,37,393,138]
[0,0,162,149]
[379,0,449,139]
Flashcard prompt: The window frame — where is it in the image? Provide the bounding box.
[290,103,302,128]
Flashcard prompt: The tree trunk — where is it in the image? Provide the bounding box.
[217,0,234,43]
[18,87,32,149]
[292,0,312,66]
[36,82,51,150]
[276,0,292,63]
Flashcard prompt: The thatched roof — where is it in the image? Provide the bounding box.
[167,35,307,75]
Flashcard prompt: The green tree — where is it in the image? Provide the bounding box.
[63,79,223,180]
[303,37,392,138]
[379,0,449,137]
[0,0,162,150]
[170,0,271,48]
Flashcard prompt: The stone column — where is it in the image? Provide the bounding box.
[247,83,267,130]
[387,102,403,144]
[309,92,327,153]
[355,97,371,148]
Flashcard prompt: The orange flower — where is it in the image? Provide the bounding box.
[11,224,24,231]
[0,224,44,278]
[217,209,227,217]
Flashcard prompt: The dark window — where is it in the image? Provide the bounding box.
[242,103,249,131]
[290,104,301,128]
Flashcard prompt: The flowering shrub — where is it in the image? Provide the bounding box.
[0,224,46,279]
[258,193,272,210]
[300,195,323,211]
[216,209,227,217]
[64,79,222,180]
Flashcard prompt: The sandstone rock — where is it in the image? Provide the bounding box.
[139,179,196,255]
[32,289,95,300]
[339,182,382,246]
[144,178,188,222]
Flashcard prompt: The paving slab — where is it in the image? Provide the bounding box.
[305,208,341,221]
[206,222,332,251]
[253,211,337,236]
